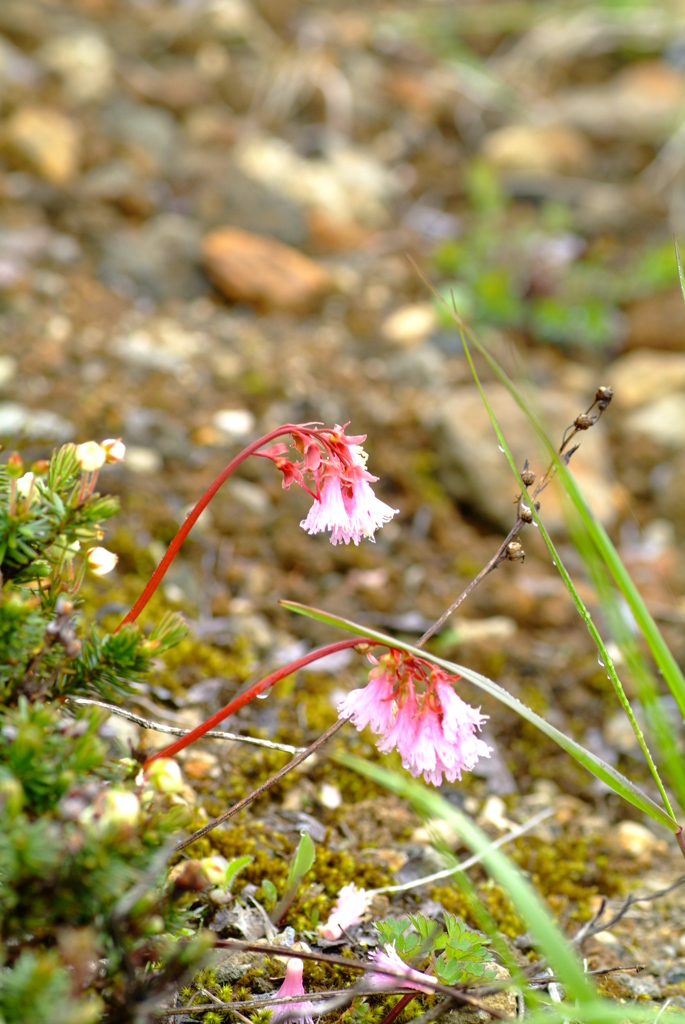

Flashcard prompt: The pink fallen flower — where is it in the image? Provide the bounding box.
[270,958,315,1024]
[338,652,492,787]
[318,883,370,940]
[366,943,435,993]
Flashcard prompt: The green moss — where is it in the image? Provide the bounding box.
[510,834,623,918]
[429,880,523,938]
[157,632,254,695]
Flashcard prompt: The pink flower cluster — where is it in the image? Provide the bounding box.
[338,650,492,786]
[259,424,398,546]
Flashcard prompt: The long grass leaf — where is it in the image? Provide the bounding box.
[411,258,685,720]
[458,332,675,821]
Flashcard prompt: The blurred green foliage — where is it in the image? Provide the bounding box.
[0,444,211,1024]
[432,177,678,349]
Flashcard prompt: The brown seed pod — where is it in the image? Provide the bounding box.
[506,539,525,562]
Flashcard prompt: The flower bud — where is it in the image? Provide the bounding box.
[31,459,49,476]
[168,859,211,892]
[16,472,37,503]
[93,788,141,835]
[198,855,230,887]
[5,452,23,479]
[145,757,184,794]
[86,546,118,576]
[101,438,126,463]
[0,770,24,818]
[75,441,106,472]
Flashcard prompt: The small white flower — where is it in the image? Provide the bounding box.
[86,546,118,575]
[75,441,106,472]
[101,438,126,463]
[16,472,37,503]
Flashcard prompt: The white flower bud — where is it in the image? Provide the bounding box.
[16,472,37,503]
[101,438,126,463]
[145,757,184,794]
[75,441,106,472]
[86,546,118,575]
[94,788,140,834]
[198,855,230,887]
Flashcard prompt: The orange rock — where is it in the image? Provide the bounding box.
[201,227,332,312]
[3,106,81,185]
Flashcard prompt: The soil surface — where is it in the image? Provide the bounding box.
[2,0,685,1018]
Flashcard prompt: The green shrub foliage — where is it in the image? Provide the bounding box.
[0,445,210,1024]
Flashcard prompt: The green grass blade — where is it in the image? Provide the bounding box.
[339,754,596,1001]
[457,322,685,721]
[568,511,685,813]
[675,236,685,305]
[281,600,677,830]
[458,332,675,821]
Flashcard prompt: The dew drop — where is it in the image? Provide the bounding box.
[498,445,505,452]
[256,691,269,700]
[597,658,604,667]
[552,560,557,566]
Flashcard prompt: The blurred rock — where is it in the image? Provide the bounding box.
[126,446,163,475]
[100,214,204,301]
[607,349,685,410]
[625,289,685,351]
[552,61,685,142]
[482,124,590,175]
[604,709,643,756]
[39,32,114,103]
[202,227,332,311]
[102,99,179,173]
[207,162,307,247]
[234,135,396,229]
[0,356,17,387]
[443,964,517,1021]
[0,33,42,87]
[428,383,620,532]
[381,303,437,346]
[2,106,81,184]
[611,820,668,863]
[0,402,74,441]
[114,317,204,371]
[623,393,685,447]
[124,63,212,114]
[212,408,256,440]
[81,159,154,217]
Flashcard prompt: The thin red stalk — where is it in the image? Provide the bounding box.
[143,637,372,768]
[673,830,684,857]
[117,424,322,630]
[378,993,414,1024]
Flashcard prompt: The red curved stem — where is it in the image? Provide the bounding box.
[143,636,374,767]
[117,424,316,630]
